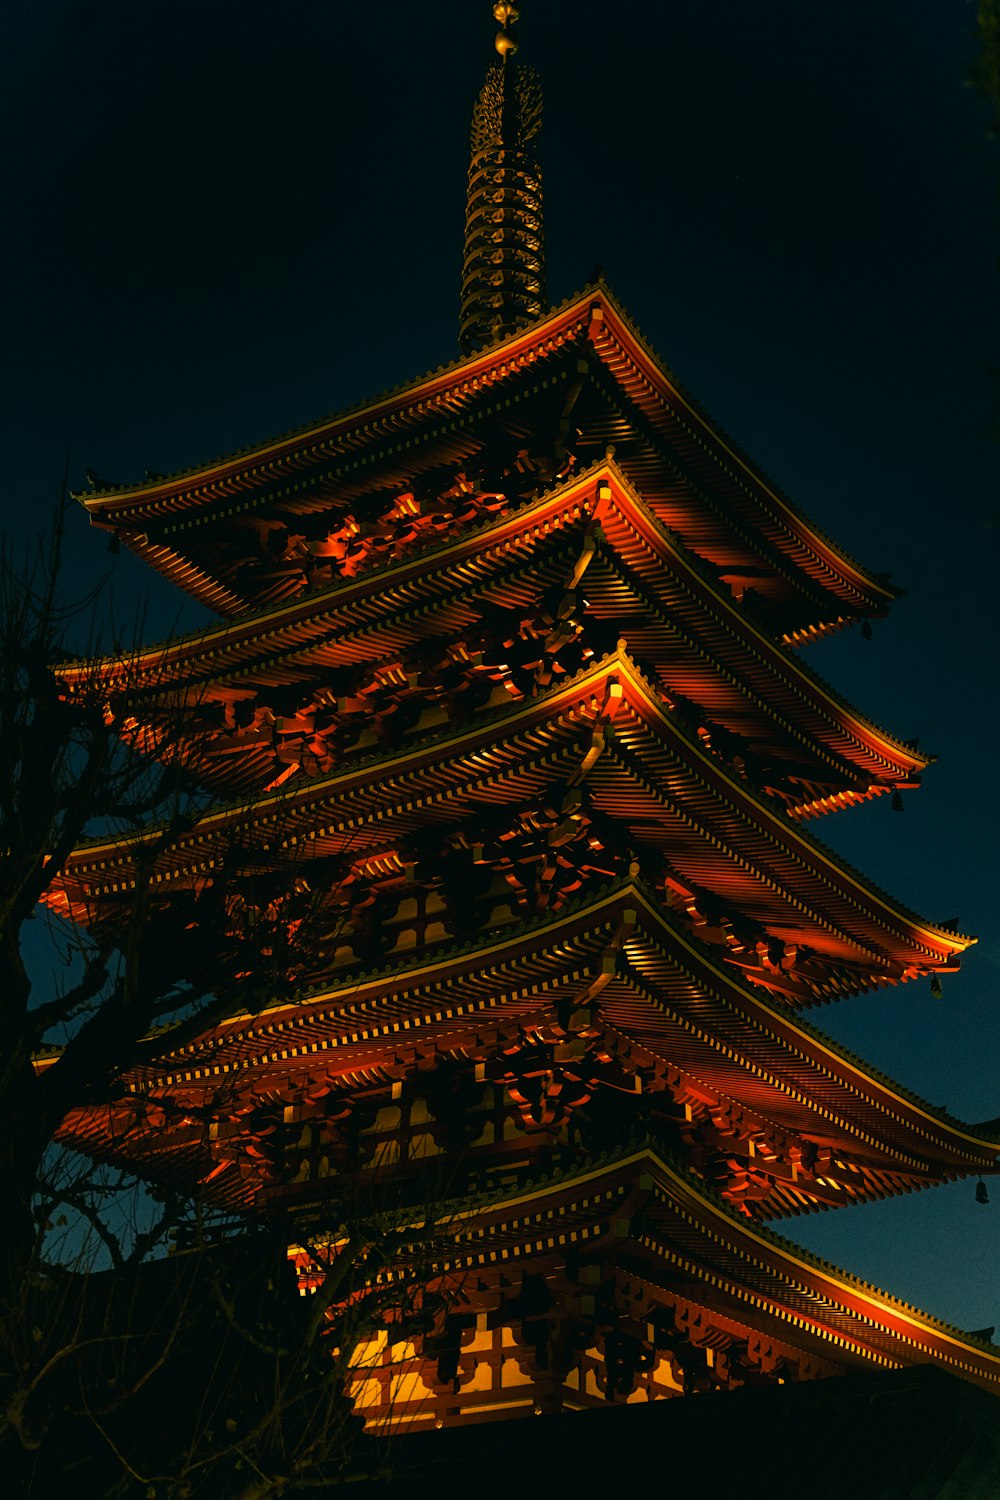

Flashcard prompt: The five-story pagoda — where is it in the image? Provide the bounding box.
[49,3,1000,1428]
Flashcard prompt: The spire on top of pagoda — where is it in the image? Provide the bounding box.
[459,3,547,353]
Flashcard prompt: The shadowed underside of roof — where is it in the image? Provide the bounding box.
[76,287,899,636]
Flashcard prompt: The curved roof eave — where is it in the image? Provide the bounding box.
[60,460,930,784]
[77,283,898,616]
[50,645,973,963]
[46,876,994,1160]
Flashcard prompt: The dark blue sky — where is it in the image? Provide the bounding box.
[5,2,1000,1331]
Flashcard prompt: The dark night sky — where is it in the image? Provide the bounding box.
[5,2,1000,1331]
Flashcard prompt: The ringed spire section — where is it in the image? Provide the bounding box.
[459,3,547,352]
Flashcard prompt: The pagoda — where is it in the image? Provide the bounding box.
[48,3,1000,1429]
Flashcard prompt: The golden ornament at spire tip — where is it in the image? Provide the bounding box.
[493,2,520,61]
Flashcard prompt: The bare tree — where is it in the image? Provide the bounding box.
[0,512,458,1496]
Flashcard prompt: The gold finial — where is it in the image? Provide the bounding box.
[493,2,520,61]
